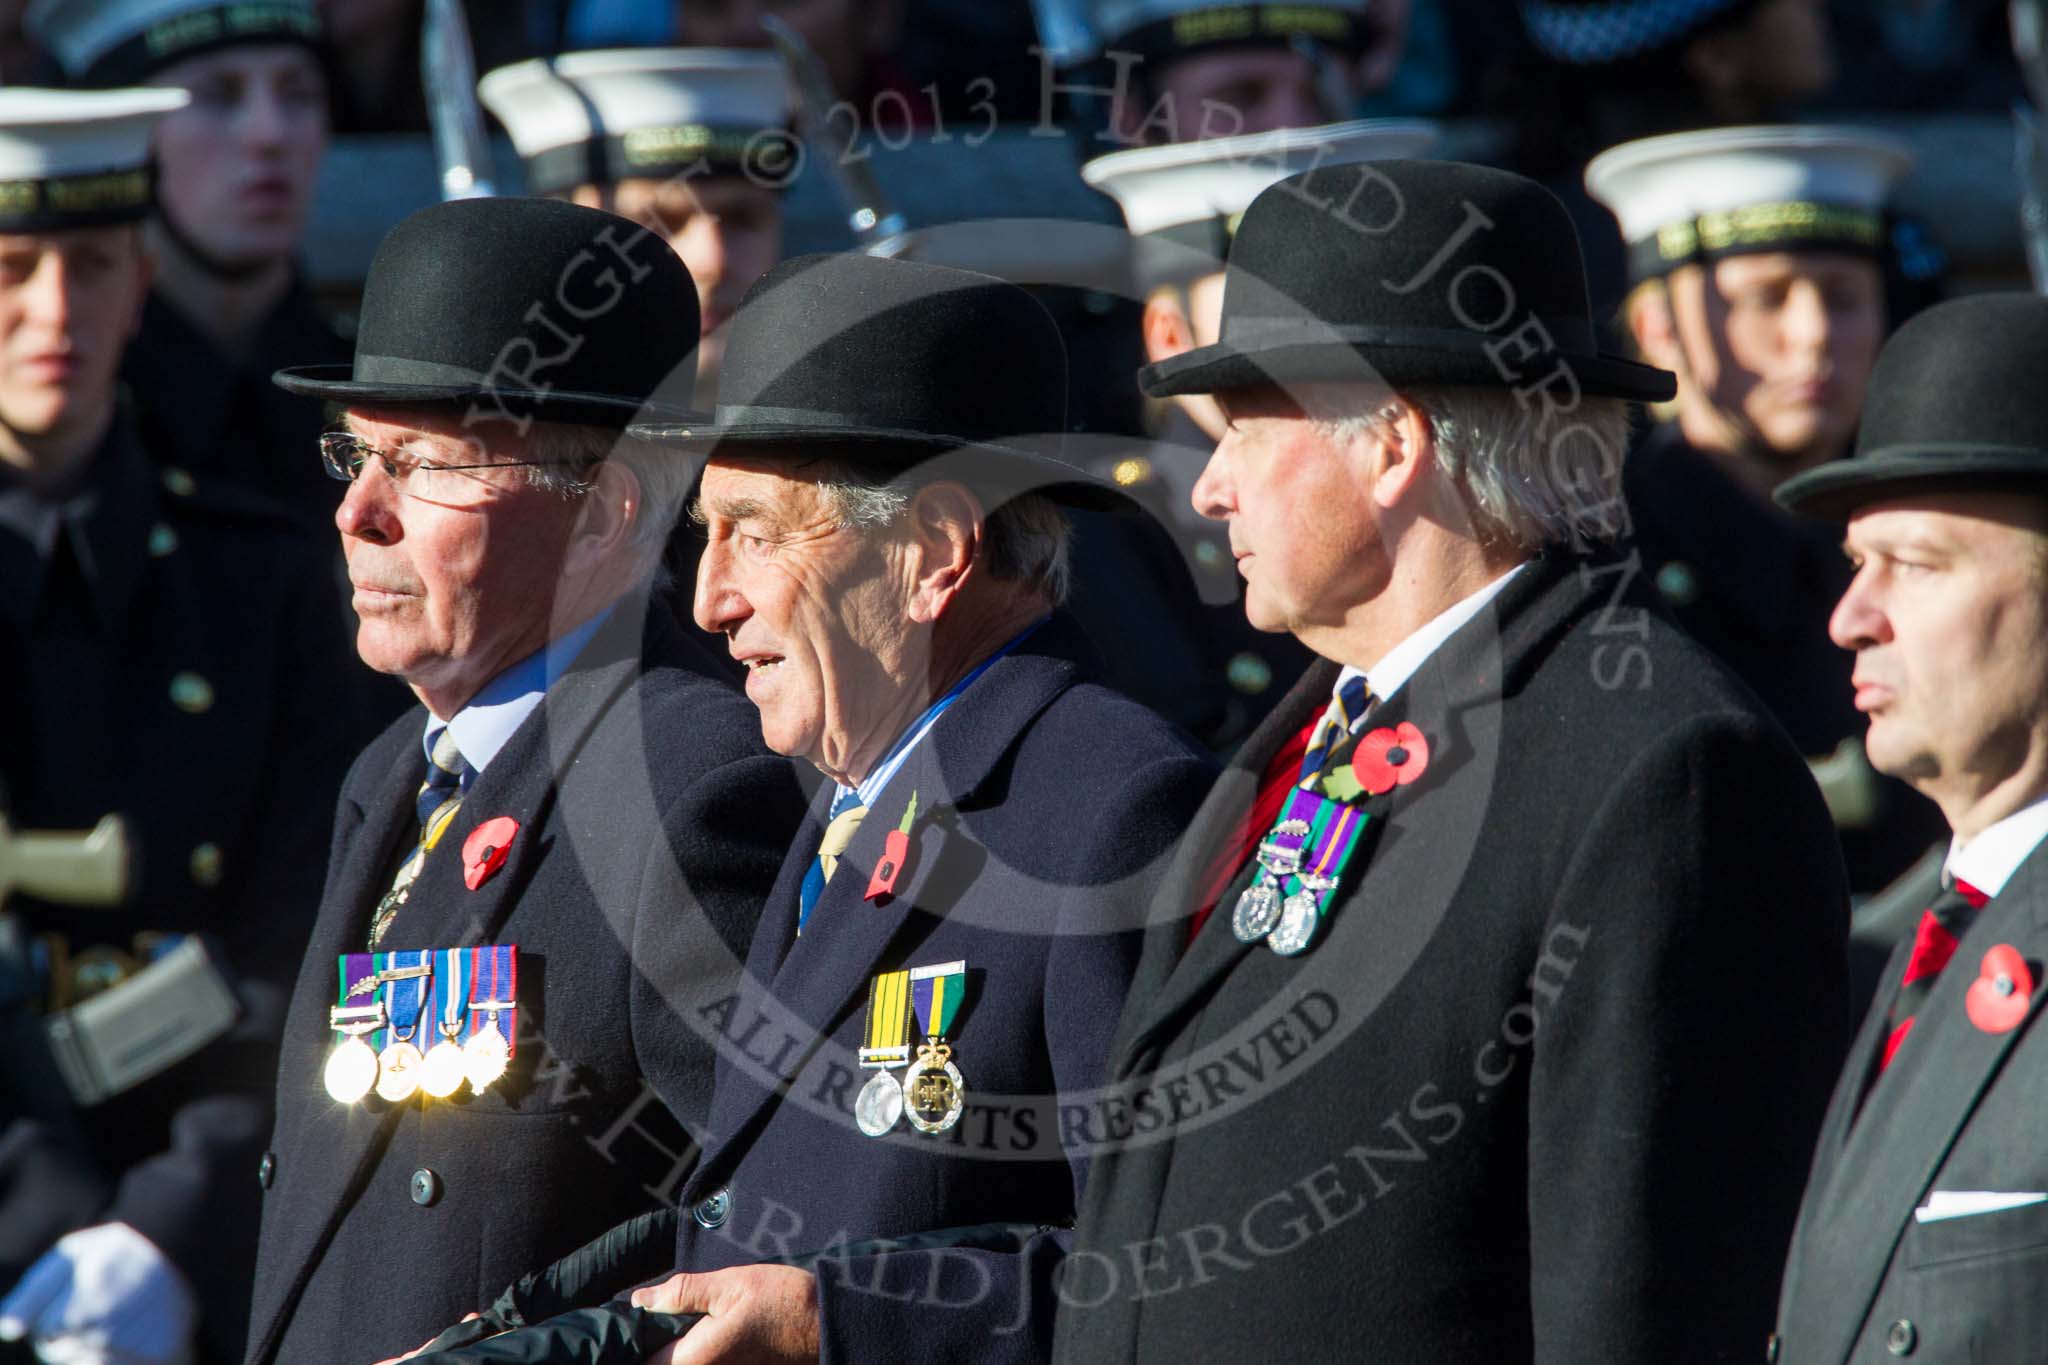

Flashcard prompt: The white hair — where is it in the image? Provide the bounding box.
[814,465,1073,607]
[523,422,696,586]
[1302,384,1634,552]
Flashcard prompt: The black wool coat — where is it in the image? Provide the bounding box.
[1775,835,2048,1364]
[242,603,806,1365]
[1052,550,1853,1364]
[668,622,1216,1364]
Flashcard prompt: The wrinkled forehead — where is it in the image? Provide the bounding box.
[697,452,839,518]
[1844,492,2048,555]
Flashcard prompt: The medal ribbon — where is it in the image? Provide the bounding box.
[908,960,967,1042]
[386,949,430,1041]
[464,944,517,1055]
[1281,798,1371,906]
[437,947,466,1039]
[335,952,383,1047]
[860,969,911,1068]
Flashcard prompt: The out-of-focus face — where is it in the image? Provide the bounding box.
[1142,273,1230,441]
[572,175,782,390]
[332,409,587,714]
[1190,387,1387,635]
[692,456,923,781]
[0,227,148,461]
[1830,495,2048,817]
[1648,251,1884,474]
[1145,46,1335,141]
[147,43,329,270]
[676,0,888,103]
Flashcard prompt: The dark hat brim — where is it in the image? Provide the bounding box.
[626,421,1136,513]
[1774,445,2048,521]
[1138,337,1678,404]
[274,365,705,431]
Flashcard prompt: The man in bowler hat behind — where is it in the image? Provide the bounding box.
[1052,159,1852,1362]
[1772,293,2048,1365]
[237,197,804,1365]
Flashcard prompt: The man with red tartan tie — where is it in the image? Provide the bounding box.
[1052,157,1854,1363]
[1771,292,2048,1364]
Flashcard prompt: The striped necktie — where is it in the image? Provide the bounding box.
[369,728,469,947]
[796,791,868,934]
[1299,674,1374,786]
[1874,880,1990,1074]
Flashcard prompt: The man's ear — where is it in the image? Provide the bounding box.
[1366,396,1435,512]
[1626,280,1688,379]
[903,481,981,625]
[1141,290,1194,365]
[565,460,640,577]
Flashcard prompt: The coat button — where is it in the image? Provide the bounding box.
[692,1186,730,1229]
[410,1168,441,1207]
[169,671,214,714]
[1886,1319,1917,1355]
[257,1152,275,1190]
[189,843,224,888]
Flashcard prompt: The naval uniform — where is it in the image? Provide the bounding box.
[1624,422,1946,892]
[123,277,353,532]
[1054,550,1852,1363]
[0,416,365,1361]
[243,603,807,1365]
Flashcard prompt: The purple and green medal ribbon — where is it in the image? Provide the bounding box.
[1263,789,1371,914]
[908,960,966,1042]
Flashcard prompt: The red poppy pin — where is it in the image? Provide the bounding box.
[1965,943,2035,1034]
[866,791,918,903]
[1347,722,1431,797]
[463,817,520,891]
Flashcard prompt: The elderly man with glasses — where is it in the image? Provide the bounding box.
[236,196,806,1365]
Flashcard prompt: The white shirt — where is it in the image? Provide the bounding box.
[1945,794,2048,898]
[422,608,612,780]
[1329,562,1527,728]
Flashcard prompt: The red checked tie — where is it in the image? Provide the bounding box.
[1876,880,1990,1072]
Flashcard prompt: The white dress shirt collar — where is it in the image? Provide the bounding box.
[1945,794,2048,899]
[1330,562,1527,721]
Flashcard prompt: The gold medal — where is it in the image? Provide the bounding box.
[903,1041,966,1134]
[419,1038,467,1098]
[463,1023,511,1091]
[375,1040,424,1101]
[323,1035,379,1104]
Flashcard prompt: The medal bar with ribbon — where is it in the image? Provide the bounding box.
[419,947,469,1098]
[903,960,968,1134]
[376,950,432,1103]
[324,952,386,1103]
[855,968,911,1136]
[464,943,515,1092]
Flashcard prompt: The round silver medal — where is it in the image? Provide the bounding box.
[1267,891,1321,957]
[855,1070,905,1137]
[322,1036,378,1104]
[1232,879,1283,942]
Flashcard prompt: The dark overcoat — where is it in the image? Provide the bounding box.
[1775,836,2048,1363]
[1052,551,1853,1364]
[242,604,806,1365]
[668,622,1215,1363]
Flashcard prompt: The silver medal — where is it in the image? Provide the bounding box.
[1232,877,1283,942]
[1267,890,1322,957]
[855,1070,905,1137]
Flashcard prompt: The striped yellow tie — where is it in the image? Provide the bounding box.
[369,729,467,947]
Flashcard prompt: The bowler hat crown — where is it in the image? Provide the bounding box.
[1139,159,1676,403]
[274,197,701,429]
[632,254,1125,508]
[1777,293,2048,520]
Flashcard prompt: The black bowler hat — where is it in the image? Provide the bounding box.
[1776,294,2048,521]
[274,197,700,429]
[631,253,1126,508]
[1140,159,1676,403]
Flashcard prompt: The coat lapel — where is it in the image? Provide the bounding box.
[1789,846,2048,1365]
[248,600,668,1363]
[694,630,1082,1178]
[245,730,422,1365]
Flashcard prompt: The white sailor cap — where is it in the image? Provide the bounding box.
[1091,0,1372,60]
[27,0,321,89]
[0,87,188,232]
[1585,125,1914,282]
[1084,117,1436,286]
[479,48,796,197]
